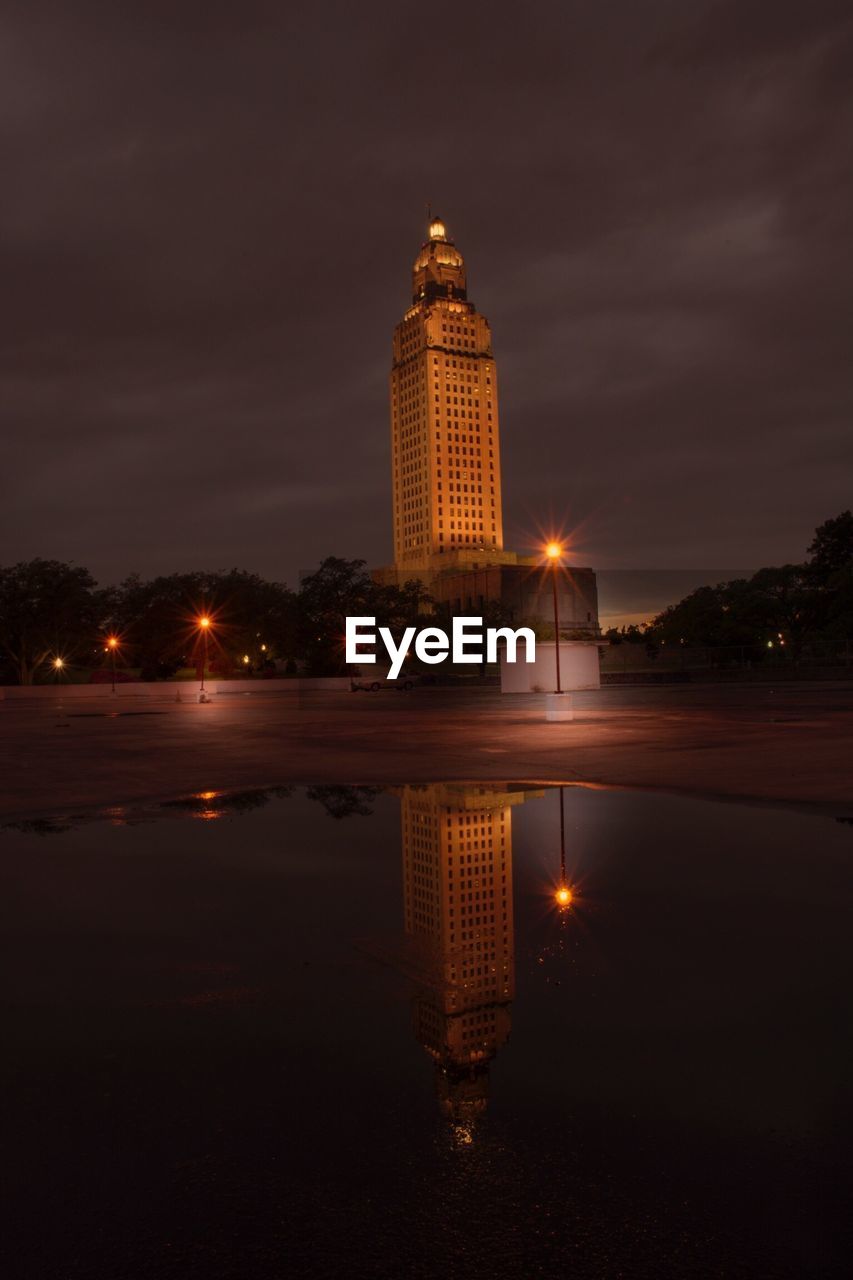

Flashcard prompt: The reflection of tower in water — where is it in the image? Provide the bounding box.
[399,784,529,1139]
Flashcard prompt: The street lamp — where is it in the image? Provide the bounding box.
[197,615,212,693]
[52,656,65,685]
[545,541,563,693]
[106,635,119,694]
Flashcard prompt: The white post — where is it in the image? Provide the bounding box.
[545,692,573,721]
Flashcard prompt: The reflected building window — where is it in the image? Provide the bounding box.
[398,784,531,1139]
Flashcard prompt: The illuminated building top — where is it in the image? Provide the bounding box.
[389,216,504,571]
[412,215,467,304]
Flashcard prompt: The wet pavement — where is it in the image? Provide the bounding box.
[2,783,851,1278]
[2,682,853,820]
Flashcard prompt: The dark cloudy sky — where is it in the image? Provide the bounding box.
[2,0,850,586]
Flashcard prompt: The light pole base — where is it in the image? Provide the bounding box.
[545,692,574,722]
[198,690,212,704]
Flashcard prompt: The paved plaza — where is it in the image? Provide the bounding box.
[2,682,852,821]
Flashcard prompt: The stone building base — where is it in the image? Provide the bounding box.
[373,554,600,636]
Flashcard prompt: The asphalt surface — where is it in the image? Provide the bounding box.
[2,682,852,821]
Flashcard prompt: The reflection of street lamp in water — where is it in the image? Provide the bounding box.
[554,787,574,912]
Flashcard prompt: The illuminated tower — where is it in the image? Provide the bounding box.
[399,783,522,1137]
[390,217,504,571]
[378,216,600,641]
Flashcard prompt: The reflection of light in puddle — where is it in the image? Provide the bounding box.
[3,775,841,1277]
[194,790,223,821]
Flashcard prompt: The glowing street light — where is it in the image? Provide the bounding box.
[197,615,213,693]
[105,635,119,694]
[52,656,65,685]
[544,540,564,693]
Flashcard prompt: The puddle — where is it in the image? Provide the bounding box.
[1,783,850,1277]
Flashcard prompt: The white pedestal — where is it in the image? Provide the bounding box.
[545,692,574,721]
[501,641,601,693]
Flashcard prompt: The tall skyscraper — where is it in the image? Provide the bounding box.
[379,214,600,641]
[390,216,504,571]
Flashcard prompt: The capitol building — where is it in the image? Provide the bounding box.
[377,215,599,636]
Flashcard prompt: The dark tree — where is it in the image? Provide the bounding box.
[807,511,853,578]
[297,558,377,676]
[114,570,296,679]
[0,559,108,684]
[296,558,432,675]
[645,513,853,655]
[305,785,382,819]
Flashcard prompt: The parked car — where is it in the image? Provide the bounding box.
[350,667,431,693]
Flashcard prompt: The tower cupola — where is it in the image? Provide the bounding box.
[412,215,467,304]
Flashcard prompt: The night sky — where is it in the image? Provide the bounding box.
[2,1,851,588]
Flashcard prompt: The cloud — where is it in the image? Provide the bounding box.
[0,0,850,584]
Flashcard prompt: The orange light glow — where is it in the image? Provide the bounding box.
[107,636,119,649]
[242,654,250,665]
[53,657,64,670]
[199,616,211,629]
[555,884,572,907]
[545,541,562,560]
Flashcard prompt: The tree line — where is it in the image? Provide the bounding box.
[603,512,853,657]
[0,556,441,685]
[2,512,849,683]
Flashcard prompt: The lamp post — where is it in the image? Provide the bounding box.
[106,636,119,694]
[545,541,563,693]
[198,615,211,692]
[52,656,64,685]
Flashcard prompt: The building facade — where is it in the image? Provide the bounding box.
[380,215,600,641]
[390,216,504,570]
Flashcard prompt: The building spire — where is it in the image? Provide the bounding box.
[428,213,447,242]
